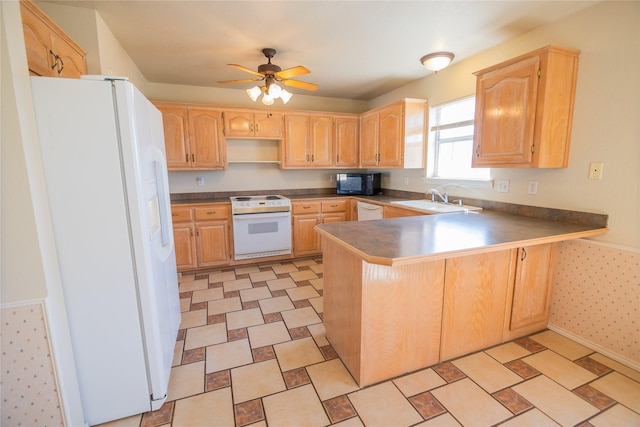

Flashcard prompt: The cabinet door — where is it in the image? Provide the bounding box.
[506,244,557,338]
[334,117,359,167]
[173,224,197,271]
[223,111,254,137]
[50,34,87,78]
[309,116,333,167]
[472,56,539,167]
[196,221,230,267]
[441,250,512,360]
[293,215,321,256]
[359,111,379,167]
[283,114,310,167]
[21,2,55,77]
[254,113,284,138]
[378,103,404,167]
[158,107,191,169]
[189,108,226,169]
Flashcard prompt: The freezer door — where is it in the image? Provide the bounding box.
[113,80,181,407]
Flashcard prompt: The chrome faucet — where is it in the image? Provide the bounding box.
[427,188,448,203]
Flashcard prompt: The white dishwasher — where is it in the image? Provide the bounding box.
[357,201,384,220]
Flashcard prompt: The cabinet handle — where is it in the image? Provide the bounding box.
[475,145,480,157]
[172,213,178,217]
[206,211,216,215]
[190,229,194,237]
[521,248,527,261]
[255,124,259,133]
[191,154,195,162]
[331,204,338,208]
[49,50,63,73]
[312,154,315,161]
[303,206,310,209]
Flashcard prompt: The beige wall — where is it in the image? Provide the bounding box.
[1,0,49,302]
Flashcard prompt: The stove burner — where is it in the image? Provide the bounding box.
[266,196,280,200]
[235,197,251,201]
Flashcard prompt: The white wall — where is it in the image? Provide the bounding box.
[373,1,639,248]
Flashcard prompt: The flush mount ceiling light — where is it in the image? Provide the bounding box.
[420,52,455,73]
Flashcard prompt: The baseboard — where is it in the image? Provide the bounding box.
[548,323,640,372]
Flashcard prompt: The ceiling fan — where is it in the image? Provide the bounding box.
[218,48,318,104]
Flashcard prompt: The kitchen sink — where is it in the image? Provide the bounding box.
[390,199,482,213]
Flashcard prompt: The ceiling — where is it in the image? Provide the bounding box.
[42,0,598,101]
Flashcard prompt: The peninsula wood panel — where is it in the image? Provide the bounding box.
[322,237,445,386]
[359,259,444,385]
[440,250,514,361]
[323,238,364,383]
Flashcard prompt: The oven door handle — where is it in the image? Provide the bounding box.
[232,211,291,220]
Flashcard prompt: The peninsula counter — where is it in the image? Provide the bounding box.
[315,211,607,386]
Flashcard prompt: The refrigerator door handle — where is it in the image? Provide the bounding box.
[154,160,171,248]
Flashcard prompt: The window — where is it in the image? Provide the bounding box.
[429,96,490,180]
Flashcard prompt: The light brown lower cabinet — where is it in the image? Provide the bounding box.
[504,243,558,340]
[171,204,231,271]
[292,199,349,257]
[173,223,197,271]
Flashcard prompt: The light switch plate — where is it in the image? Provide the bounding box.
[496,180,510,193]
[528,181,538,195]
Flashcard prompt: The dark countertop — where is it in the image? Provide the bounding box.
[315,210,608,266]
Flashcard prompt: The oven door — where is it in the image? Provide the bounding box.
[232,211,292,260]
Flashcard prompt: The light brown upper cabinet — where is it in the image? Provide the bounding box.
[154,102,226,170]
[21,0,87,78]
[223,110,284,139]
[359,99,427,169]
[282,114,333,168]
[472,45,580,168]
[333,116,360,168]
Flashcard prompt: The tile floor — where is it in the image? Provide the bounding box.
[99,257,640,427]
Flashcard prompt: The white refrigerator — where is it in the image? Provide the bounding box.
[30,76,181,425]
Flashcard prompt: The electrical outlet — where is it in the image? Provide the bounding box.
[589,162,604,180]
[496,180,510,193]
[196,176,204,186]
[528,181,538,195]
[404,177,409,186]
[329,174,335,183]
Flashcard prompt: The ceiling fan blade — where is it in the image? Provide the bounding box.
[228,64,264,77]
[275,66,310,80]
[282,79,319,91]
[217,78,263,84]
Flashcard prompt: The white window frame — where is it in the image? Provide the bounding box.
[424,96,492,188]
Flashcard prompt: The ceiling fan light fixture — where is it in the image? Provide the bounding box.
[268,83,282,99]
[280,88,293,104]
[247,86,261,102]
[420,52,455,72]
[261,93,274,106]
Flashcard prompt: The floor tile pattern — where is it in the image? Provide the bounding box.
[98,258,640,427]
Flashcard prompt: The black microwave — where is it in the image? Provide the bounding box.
[336,173,381,195]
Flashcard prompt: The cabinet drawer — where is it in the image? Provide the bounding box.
[292,202,321,215]
[171,207,193,223]
[194,205,230,221]
[321,199,348,213]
